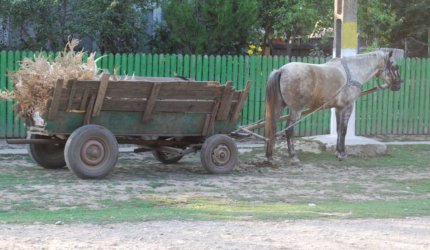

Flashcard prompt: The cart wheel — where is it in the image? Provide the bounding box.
[200,134,238,174]
[28,135,66,169]
[152,150,183,164]
[65,125,118,179]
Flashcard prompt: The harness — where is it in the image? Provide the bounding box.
[341,59,362,88]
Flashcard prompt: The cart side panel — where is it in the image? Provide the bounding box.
[45,111,237,136]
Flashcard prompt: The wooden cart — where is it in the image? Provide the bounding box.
[9,74,251,179]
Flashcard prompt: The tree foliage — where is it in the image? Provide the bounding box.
[150,0,260,55]
[0,0,428,56]
[0,0,154,53]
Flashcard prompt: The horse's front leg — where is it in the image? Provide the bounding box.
[286,111,301,165]
[335,105,353,160]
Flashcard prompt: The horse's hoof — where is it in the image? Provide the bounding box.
[290,157,301,165]
[336,152,347,161]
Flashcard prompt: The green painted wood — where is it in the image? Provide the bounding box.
[424,59,430,133]
[238,56,245,124]
[120,53,127,76]
[152,54,159,77]
[215,55,221,82]
[170,54,177,77]
[3,51,430,139]
[231,56,239,91]
[158,54,165,77]
[134,53,141,76]
[248,56,256,124]
[0,51,6,137]
[220,55,227,84]
[196,55,203,81]
[202,55,209,81]
[243,56,251,125]
[415,58,423,133]
[209,55,215,81]
[177,54,183,77]
[403,58,415,134]
[164,54,171,77]
[190,55,196,80]
[6,51,14,137]
[227,55,233,83]
[127,53,134,75]
[183,54,190,78]
[146,54,153,76]
[45,111,238,136]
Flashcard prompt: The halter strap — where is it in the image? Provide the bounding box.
[341,59,362,88]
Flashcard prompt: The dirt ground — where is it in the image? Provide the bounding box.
[0,139,429,249]
[1,218,430,249]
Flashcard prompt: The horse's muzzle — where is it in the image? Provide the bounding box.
[390,80,403,91]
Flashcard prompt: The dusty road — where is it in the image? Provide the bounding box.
[1,218,430,249]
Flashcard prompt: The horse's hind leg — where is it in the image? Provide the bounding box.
[335,105,354,160]
[286,111,301,165]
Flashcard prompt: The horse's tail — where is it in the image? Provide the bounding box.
[265,69,283,160]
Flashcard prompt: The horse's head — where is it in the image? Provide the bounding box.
[379,50,403,91]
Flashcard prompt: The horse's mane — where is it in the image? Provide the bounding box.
[326,51,386,66]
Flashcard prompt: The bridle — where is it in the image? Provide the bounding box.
[381,56,403,89]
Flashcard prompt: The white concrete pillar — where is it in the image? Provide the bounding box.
[331,0,358,136]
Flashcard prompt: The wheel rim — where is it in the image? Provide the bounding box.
[212,144,231,166]
[81,139,106,166]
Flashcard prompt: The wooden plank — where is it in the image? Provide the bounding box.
[127,53,134,75]
[202,100,221,136]
[48,79,64,120]
[159,54,165,77]
[177,54,183,77]
[231,80,252,123]
[238,55,245,125]
[190,55,196,79]
[216,81,234,120]
[202,55,209,81]
[81,99,219,113]
[83,94,96,125]
[196,55,203,81]
[79,89,91,110]
[214,55,224,82]
[6,51,14,137]
[0,51,7,137]
[183,54,190,78]
[209,55,215,80]
[416,58,423,133]
[153,54,159,76]
[67,80,77,111]
[92,73,110,117]
[142,83,161,123]
[424,59,430,133]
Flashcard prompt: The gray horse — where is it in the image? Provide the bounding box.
[265,51,403,163]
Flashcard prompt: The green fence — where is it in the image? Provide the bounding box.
[0,51,429,138]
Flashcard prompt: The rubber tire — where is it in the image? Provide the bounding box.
[200,134,238,174]
[27,134,66,169]
[152,150,183,164]
[65,125,118,179]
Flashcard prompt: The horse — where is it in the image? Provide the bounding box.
[264,50,403,163]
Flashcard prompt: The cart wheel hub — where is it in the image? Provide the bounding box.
[212,144,230,165]
[81,139,105,166]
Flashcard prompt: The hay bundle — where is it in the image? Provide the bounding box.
[2,39,99,119]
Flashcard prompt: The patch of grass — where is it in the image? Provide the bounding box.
[0,198,428,224]
[391,179,430,194]
[297,144,430,168]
